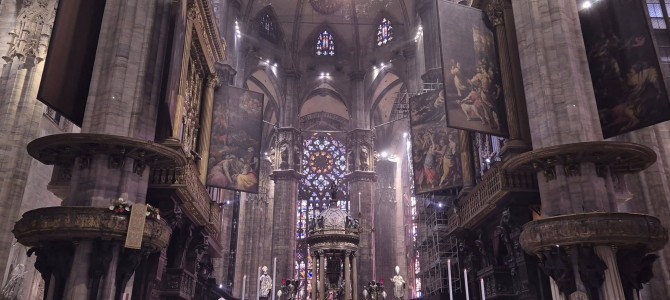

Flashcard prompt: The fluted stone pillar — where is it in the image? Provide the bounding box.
[594,246,626,299]
[345,251,351,300]
[509,1,669,299]
[319,251,326,300]
[352,253,358,300]
[311,251,318,300]
[417,0,442,82]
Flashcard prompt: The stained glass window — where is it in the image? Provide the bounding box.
[295,134,347,294]
[259,12,279,42]
[316,30,335,56]
[377,18,393,46]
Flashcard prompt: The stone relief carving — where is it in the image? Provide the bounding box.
[539,247,576,296]
[3,0,56,62]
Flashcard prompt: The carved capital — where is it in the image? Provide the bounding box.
[486,0,505,27]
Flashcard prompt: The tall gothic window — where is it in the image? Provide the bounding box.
[259,12,279,42]
[377,18,393,46]
[316,30,335,56]
[295,135,347,293]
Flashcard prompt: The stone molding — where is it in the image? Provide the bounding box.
[502,141,657,181]
[13,206,172,252]
[27,133,187,168]
[519,213,668,255]
[345,171,377,182]
[270,169,303,181]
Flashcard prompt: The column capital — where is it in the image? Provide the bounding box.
[270,169,303,181]
[486,0,505,27]
[216,63,237,86]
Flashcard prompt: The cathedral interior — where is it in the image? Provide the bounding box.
[2,0,670,299]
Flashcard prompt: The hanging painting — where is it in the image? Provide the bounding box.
[579,0,670,138]
[436,0,509,137]
[206,86,264,193]
[409,90,463,195]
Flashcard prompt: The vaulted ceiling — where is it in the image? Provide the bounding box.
[240,0,412,65]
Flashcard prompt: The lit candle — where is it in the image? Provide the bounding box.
[358,192,362,213]
[480,278,486,300]
[448,259,453,300]
[464,269,470,300]
[272,257,277,300]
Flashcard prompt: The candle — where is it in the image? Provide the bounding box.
[242,275,247,300]
[257,266,262,300]
[480,278,486,300]
[358,192,362,213]
[448,259,453,300]
[464,269,470,300]
[272,257,277,300]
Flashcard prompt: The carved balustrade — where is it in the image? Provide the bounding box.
[447,166,538,235]
[149,162,222,236]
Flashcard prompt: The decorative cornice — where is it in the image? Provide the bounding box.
[345,171,377,182]
[27,133,187,168]
[503,141,657,181]
[270,169,303,181]
[519,213,668,255]
[13,207,172,252]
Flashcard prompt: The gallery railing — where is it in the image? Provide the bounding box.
[149,162,222,235]
[446,165,538,235]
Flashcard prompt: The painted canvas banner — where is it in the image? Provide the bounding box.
[409,90,463,195]
[579,0,670,138]
[436,0,509,137]
[206,86,264,193]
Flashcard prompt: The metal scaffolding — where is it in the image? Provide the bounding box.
[414,194,461,297]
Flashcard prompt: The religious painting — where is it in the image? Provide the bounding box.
[579,0,670,138]
[436,0,509,137]
[206,86,264,193]
[409,90,463,195]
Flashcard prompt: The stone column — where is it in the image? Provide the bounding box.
[346,129,375,287]
[345,251,351,300]
[416,0,442,83]
[311,251,318,300]
[594,246,626,299]
[270,128,301,282]
[352,252,358,300]
[509,1,665,299]
[319,251,326,300]
[485,0,531,159]
[198,74,220,182]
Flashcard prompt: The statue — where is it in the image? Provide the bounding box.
[259,266,273,299]
[280,144,289,168]
[391,266,406,300]
[1,264,25,300]
[360,146,369,171]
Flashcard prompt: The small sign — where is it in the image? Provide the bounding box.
[125,204,147,249]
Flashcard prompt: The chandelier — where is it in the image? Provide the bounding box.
[309,0,343,15]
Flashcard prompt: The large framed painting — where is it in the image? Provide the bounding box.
[436,0,509,137]
[579,0,670,138]
[409,90,463,195]
[206,86,265,193]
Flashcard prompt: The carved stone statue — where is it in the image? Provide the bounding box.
[391,266,406,300]
[360,146,369,171]
[540,248,576,295]
[280,144,289,168]
[577,246,607,300]
[259,266,273,299]
[1,264,25,300]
